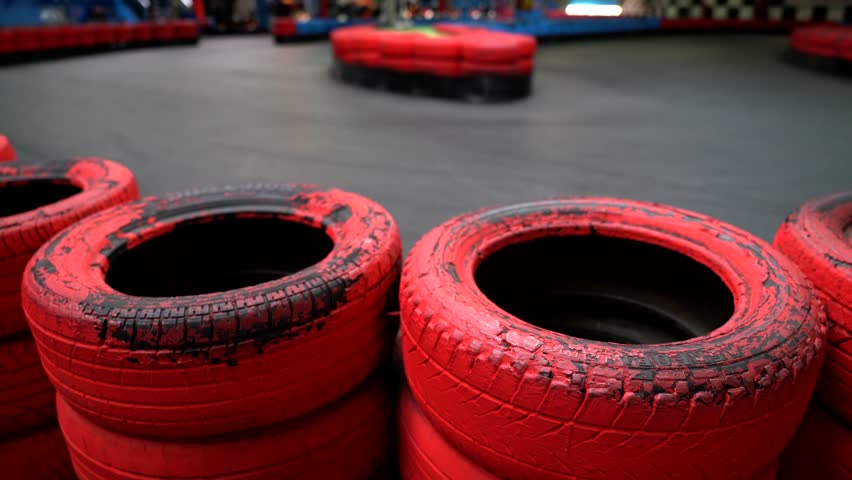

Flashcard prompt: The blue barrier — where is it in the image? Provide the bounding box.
[284,14,661,39]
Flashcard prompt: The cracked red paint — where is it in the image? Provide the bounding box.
[22,184,402,438]
[774,191,852,424]
[401,197,826,479]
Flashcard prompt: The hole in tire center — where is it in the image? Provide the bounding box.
[474,236,734,345]
[0,180,82,218]
[105,216,334,297]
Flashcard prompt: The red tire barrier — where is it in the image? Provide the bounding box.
[0,427,73,480]
[790,25,852,60]
[0,158,139,339]
[0,135,15,162]
[152,22,175,42]
[59,376,392,480]
[331,25,536,79]
[272,18,297,40]
[132,23,154,44]
[780,407,852,479]
[23,184,402,438]
[0,21,197,61]
[0,337,57,437]
[400,198,826,480]
[0,30,13,55]
[400,387,499,480]
[174,20,199,43]
[774,192,852,422]
[14,27,41,53]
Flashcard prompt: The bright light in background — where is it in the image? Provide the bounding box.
[564,3,622,16]
[180,0,192,7]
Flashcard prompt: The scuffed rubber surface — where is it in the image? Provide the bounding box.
[0,158,139,339]
[774,192,852,423]
[0,135,14,162]
[781,406,852,479]
[331,24,535,100]
[24,184,402,438]
[400,386,499,480]
[0,335,57,438]
[0,426,74,480]
[401,197,826,479]
[59,375,392,480]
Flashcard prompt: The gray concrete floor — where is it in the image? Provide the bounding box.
[0,34,849,247]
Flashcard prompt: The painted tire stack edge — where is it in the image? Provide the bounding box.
[789,25,852,64]
[0,21,199,64]
[0,135,14,162]
[0,157,139,479]
[775,192,852,479]
[58,376,393,480]
[399,197,827,479]
[22,184,402,479]
[331,24,536,100]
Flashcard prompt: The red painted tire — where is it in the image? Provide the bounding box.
[400,387,499,480]
[413,35,461,60]
[460,60,533,76]
[780,407,852,480]
[0,336,57,437]
[401,198,826,480]
[0,427,74,480]
[59,375,392,480]
[0,30,13,55]
[774,192,852,422]
[152,22,174,42]
[114,24,133,44]
[415,59,461,78]
[24,184,402,438]
[132,23,153,43]
[0,135,15,162]
[0,158,139,339]
[380,33,416,57]
[460,33,525,63]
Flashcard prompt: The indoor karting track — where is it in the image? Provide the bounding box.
[0,34,850,247]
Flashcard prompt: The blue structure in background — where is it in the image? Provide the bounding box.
[282,11,661,38]
[0,0,195,27]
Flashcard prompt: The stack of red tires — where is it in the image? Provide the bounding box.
[0,135,14,162]
[21,184,402,479]
[776,193,852,479]
[331,24,536,100]
[0,21,199,63]
[789,25,852,63]
[0,153,139,479]
[398,198,828,479]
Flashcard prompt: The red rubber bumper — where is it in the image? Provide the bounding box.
[331,24,536,78]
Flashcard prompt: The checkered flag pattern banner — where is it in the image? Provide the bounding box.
[658,0,852,22]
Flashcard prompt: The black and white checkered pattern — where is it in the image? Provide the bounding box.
[659,0,852,22]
